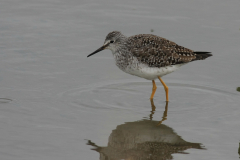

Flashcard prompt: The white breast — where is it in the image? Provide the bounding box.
[113,51,186,80]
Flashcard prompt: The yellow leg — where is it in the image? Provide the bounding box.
[158,77,169,102]
[150,80,157,100]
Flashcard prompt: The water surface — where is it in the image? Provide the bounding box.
[0,0,240,159]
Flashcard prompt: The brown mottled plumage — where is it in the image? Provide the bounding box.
[128,34,211,68]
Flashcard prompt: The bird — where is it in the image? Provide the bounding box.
[87,31,212,101]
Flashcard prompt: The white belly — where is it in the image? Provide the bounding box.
[124,63,186,80]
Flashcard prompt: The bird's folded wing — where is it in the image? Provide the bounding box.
[128,34,197,68]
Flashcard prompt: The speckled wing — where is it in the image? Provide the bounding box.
[128,34,197,68]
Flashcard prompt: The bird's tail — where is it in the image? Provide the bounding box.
[193,51,212,60]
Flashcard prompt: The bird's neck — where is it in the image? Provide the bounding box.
[114,37,129,52]
[111,44,128,55]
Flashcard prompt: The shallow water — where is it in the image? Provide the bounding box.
[0,0,240,159]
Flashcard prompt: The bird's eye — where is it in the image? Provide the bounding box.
[110,40,114,43]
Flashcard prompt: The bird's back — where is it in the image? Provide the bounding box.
[127,34,211,68]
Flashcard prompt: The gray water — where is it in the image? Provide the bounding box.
[0,0,240,159]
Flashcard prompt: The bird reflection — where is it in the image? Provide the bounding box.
[87,99,204,160]
[238,143,240,158]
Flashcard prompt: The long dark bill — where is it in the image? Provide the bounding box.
[87,44,108,57]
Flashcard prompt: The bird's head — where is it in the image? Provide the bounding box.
[87,31,126,57]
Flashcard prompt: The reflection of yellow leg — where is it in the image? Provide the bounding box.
[150,80,157,100]
[157,101,168,125]
[150,99,156,120]
[158,77,169,102]
[150,99,156,111]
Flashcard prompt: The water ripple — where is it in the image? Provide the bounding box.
[57,80,239,114]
